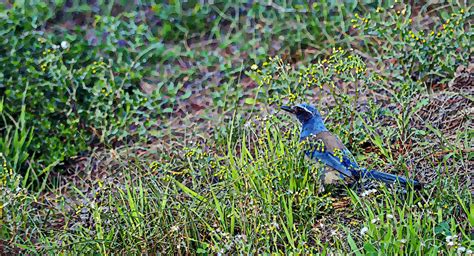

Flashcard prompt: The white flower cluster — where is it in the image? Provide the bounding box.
[50,41,70,50]
[445,235,471,254]
[61,40,70,49]
[361,188,377,197]
[446,235,457,246]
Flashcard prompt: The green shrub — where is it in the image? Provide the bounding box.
[0,2,178,175]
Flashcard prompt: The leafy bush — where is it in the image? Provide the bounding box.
[0,2,178,174]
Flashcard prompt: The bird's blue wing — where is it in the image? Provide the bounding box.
[303,132,361,180]
[301,132,421,187]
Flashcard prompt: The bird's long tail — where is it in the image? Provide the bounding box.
[360,169,422,189]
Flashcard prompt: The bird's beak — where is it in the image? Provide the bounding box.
[280,105,295,114]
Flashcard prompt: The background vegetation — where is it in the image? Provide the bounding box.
[0,0,472,254]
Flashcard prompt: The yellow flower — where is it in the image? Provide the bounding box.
[288,93,297,102]
[251,64,258,70]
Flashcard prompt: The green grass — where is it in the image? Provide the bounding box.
[6,115,471,254]
[1,1,473,255]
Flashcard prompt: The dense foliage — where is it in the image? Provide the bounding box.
[0,1,472,254]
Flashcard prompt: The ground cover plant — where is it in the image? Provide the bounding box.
[0,0,472,254]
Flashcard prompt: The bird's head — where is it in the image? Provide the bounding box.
[280,103,323,124]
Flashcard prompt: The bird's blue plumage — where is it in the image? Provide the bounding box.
[281,103,421,188]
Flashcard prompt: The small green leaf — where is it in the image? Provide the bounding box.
[180,90,192,100]
[434,221,450,235]
[364,243,378,255]
[347,233,362,256]
[162,107,173,113]
[172,178,206,202]
[244,97,256,105]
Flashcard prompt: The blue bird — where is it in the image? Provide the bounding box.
[281,103,421,188]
